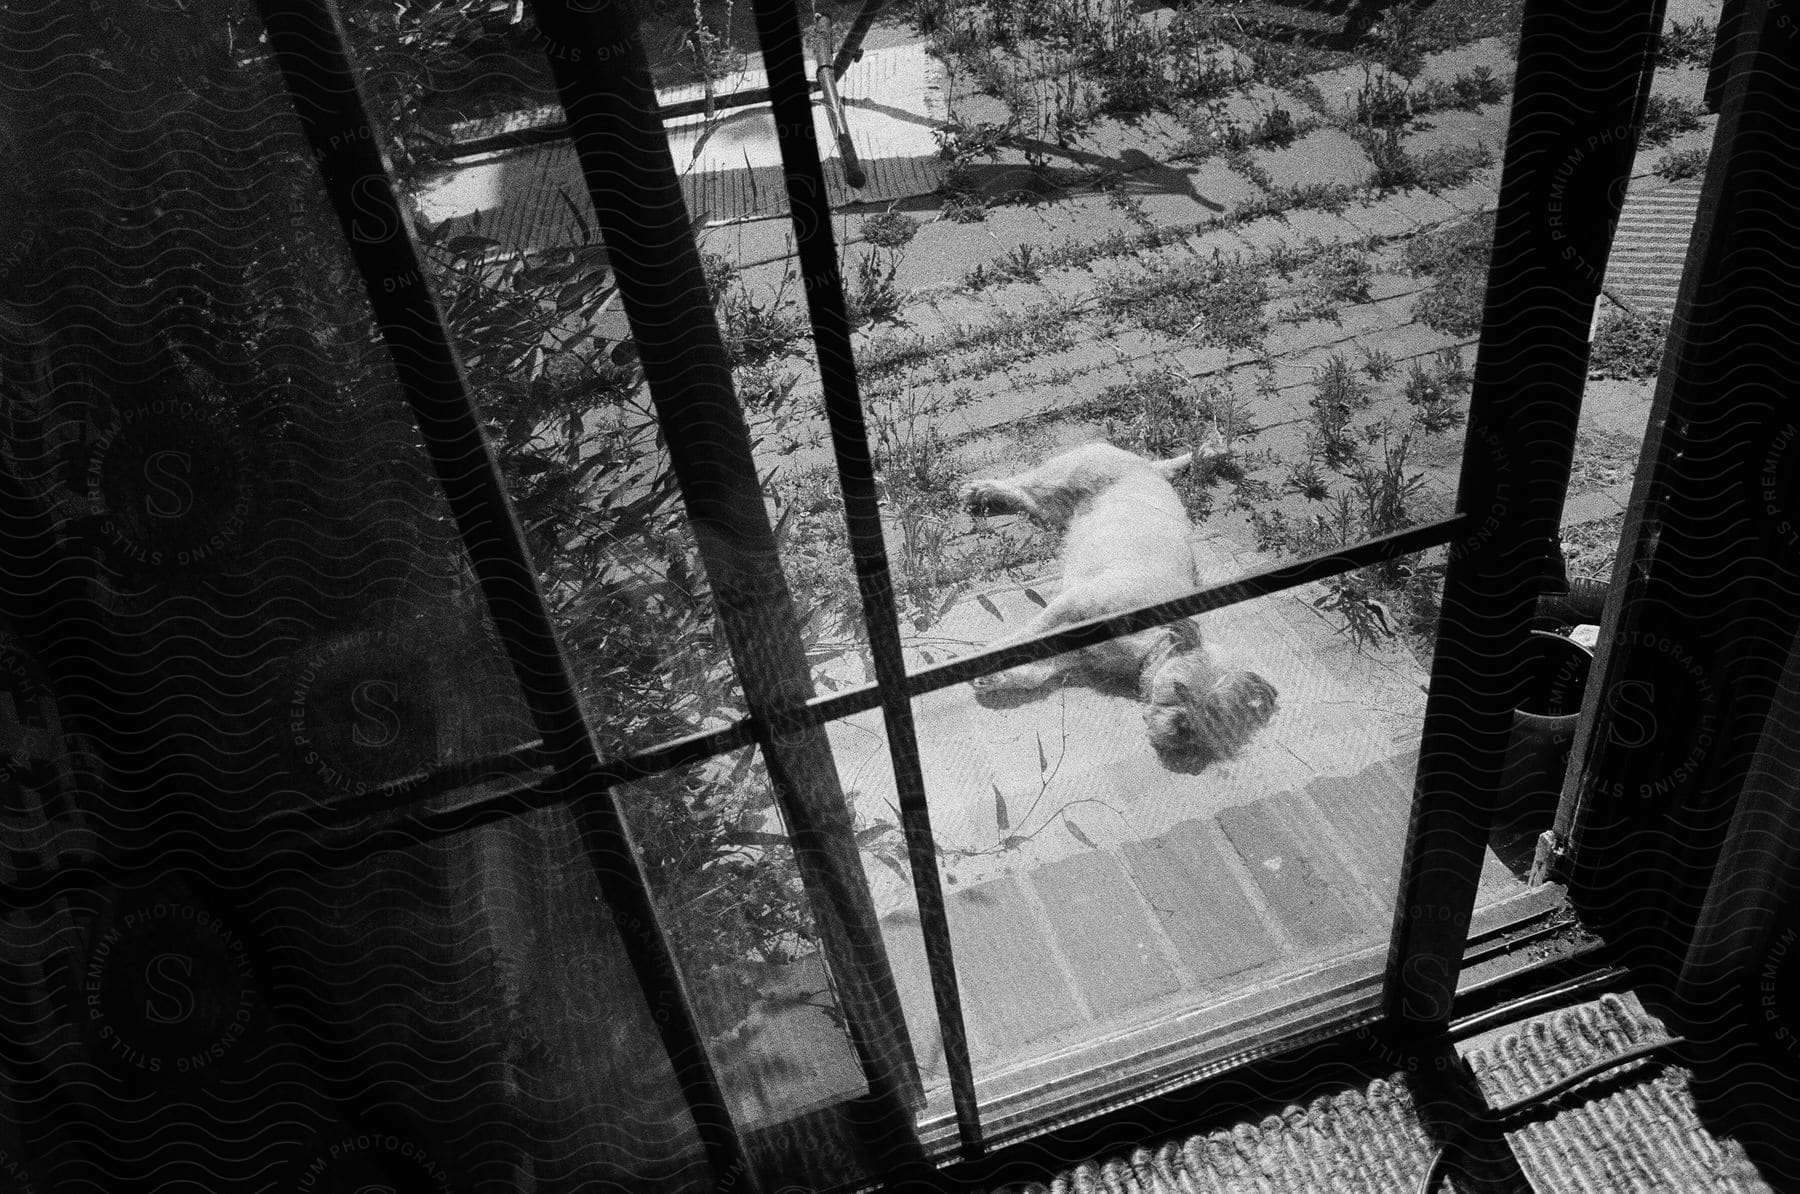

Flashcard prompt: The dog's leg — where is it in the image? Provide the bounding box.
[970,590,1101,692]
[961,445,1126,526]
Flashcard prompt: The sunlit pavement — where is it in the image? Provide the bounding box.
[412,41,947,240]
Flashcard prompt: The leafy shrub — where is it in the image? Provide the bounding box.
[1656,18,1716,65]
[1655,145,1708,180]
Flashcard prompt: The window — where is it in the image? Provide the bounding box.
[0,0,1714,1190]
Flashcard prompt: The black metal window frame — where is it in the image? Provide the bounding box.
[4,0,1677,1183]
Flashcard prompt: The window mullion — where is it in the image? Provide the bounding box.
[523,0,932,1177]
[1384,0,1665,1026]
[746,0,985,1157]
[253,2,762,1188]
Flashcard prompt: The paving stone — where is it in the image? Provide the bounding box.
[1430,174,1502,216]
[942,885,1084,1057]
[1122,819,1282,982]
[1172,159,1263,219]
[1263,206,1370,248]
[1258,127,1372,192]
[1031,850,1183,1018]
[1355,187,1464,237]
[1216,792,1376,953]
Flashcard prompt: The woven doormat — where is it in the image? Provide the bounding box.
[987,993,1772,1193]
[985,1069,1460,1193]
[1464,992,1771,1192]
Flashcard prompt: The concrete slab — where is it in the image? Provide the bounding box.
[1257,127,1373,191]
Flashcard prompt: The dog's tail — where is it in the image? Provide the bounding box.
[1153,429,1234,479]
[1155,452,1194,478]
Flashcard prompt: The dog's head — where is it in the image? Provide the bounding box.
[1144,651,1279,759]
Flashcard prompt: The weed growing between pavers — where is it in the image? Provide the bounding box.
[1587,309,1671,380]
[1096,252,1270,348]
[1277,239,1377,325]
[1405,210,1495,335]
[1404,346,1470,432]
[1309,354,1374,465]
[1248,429,1437,654]
[1094,365,1253,469]
[702,252,808,367]
[1640,94,1705,147]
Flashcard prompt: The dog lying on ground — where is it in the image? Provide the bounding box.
[961,440,1279,761]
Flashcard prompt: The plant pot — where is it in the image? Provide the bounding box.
[1496,629,1594,844]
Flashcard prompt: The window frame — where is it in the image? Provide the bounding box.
[2,0,1676,1185]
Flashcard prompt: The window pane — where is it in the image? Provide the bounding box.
[0,3,541,839]
[844,538,1553,1138]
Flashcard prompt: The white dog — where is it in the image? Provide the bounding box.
[962,440,1278,761]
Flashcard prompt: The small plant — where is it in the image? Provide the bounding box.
[1349,66,1413,128]
[1640,94,1704,147]
[717,267,805,366]
[1251,104,1303,149]
[1315,352,1373,411]
[1656,18,1717,66]
[861,209,921,250]
[1349,430,1426,558]
[1588,309,1670,379]
[734,361,800,410]
[1371,2,1428,78]
[942,190,989,223]
[1312,241,1375,304]
[1410,66,1507,113]
[1313,571,1401,654]
[1655,145,1708,181]
[1433,344,1470,389]
[1284,458,1331,501]
[847,246,905,327]
[935,116,1013,166]
[1360,345,1398,380]
[1097,21,1172,115]
[1309,354,1368,465]
[1404,357,1463,431]
[1004,242,1043,282]
[1363,125,1417,190]
[1266,241,1301,279]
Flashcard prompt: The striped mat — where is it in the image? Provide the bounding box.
[1602,180,1704,315]
[982,993,1772,1193]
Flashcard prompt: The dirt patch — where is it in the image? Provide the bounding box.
[1568,428,1642,493]
[1562,511,1628,582]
